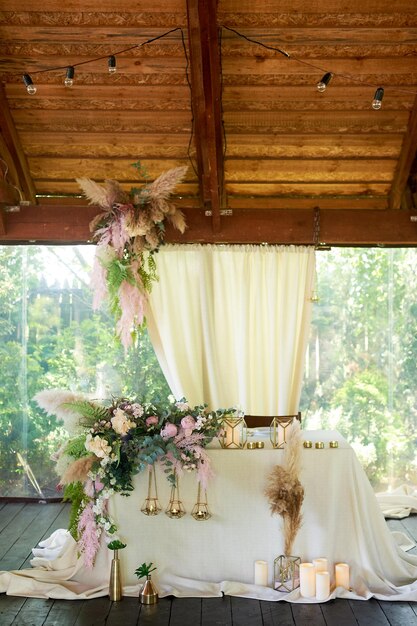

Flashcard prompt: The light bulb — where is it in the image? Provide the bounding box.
[64,66,75,87]
[108,55,117,74]
[317,72,333,92]
[372,87,384,110]
[22,73,37,95]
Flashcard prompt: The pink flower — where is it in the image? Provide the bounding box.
[146,415,158,426]
[181,415,196,436]
[161,422,178,439]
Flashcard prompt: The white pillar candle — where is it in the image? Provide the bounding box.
[335,563,350,589]
[313,558,328,572]
[300,563,316,597]
[254,560,268,586]
[316,571,330,601]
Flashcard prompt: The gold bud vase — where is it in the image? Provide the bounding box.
[139,575,159,605]
[109,550,122,601]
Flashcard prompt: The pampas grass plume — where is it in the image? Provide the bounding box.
[34,389,89,434]
[61,456,96,485]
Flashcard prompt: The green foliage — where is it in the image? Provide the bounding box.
[63,481,87,539]
[134,562,157,579]
[108,540,127,550]
[64,435,91,460]
[64,401,109,428]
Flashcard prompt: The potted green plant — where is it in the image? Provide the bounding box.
[135,562,158,604]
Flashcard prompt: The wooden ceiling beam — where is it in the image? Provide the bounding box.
[1,205,416,246]
[0,84,37,205]
[389,94,417,209]
[186,0,224,232]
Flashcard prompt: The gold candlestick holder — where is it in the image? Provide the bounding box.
[165,473,186,518]
[141,465,161,516]
[191,483,211,521]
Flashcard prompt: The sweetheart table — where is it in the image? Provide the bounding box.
[0,430,417,601]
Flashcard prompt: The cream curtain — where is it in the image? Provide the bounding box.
[146,244,315,414]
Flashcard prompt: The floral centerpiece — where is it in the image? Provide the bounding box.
[35,389,231,568]
[77,163,188,349]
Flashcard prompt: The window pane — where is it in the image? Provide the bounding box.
[300,248,417,490]
[0,245,170,498]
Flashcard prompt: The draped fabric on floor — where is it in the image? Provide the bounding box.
[146,244,316,413]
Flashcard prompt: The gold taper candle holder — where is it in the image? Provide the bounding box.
[247,442,256,449]
[141,465,161,516]
[329,441,339,448]
[303,440,313,448]
[256,441,264,449]
[315,441,324,449]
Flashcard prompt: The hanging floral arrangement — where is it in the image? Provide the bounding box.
[77,163,188,349]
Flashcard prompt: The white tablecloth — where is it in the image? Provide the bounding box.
[1,430,417,601]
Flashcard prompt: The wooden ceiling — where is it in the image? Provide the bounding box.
[0,0,417,245]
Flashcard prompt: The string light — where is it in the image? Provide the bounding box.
[316,72,333,92]
[64,66,75,87]
[372,87,384,110]
[108,55,117,73]
[22,73,36,95]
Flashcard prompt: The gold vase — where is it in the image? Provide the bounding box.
[139,575,159,604]
[109,550,123,601]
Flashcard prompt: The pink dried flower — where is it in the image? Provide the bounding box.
[161,422,178,438]
[146,415,158,426]
[180,415,196,436]
[77,502,101,569]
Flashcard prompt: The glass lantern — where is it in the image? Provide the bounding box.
[270,416,296,449]
[274,555,301,592]
[219,413,247,449]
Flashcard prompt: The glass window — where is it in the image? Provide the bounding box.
[0,245,170,498]
[300,248,417,490]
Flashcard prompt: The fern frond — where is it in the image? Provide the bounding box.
[64,434,90,459]
[63,400,110,426]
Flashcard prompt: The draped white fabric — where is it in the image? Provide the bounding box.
[146,244,315,414]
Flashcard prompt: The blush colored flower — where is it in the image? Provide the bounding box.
[85,434,112,459]
[111,408,136,435]
[146,415,158,426]
[161,422,178,438]
[176,401,189,411]
[180,415,196,436]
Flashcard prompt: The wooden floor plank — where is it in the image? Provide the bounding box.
[10,597,54,625]
[378,600,417,625]
[319,598,358,626]
[42,598,85,625]
[0,504,65,571]
[349,599,390,625]
[20,503,68,570]
[260,599,295,625]
[137,597,172,625]
[73,597,112,626]
[106,597,141,626]
[0,503,26,534]
[202,596,232,626]
[0,595,27,626]
[290,603,326,626]
[169,597,201,626]
[230,597,263,626]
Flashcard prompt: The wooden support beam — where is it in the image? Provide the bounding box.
[389,94,417,209]
[0,84,37,204]
[186,0,224,232]
[1,205,416,246]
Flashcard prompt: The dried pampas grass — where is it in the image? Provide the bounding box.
[34,389,89,434]
[264,420,304,555]
[60,456,96,485]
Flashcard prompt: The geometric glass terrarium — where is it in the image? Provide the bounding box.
[274,555,301,592]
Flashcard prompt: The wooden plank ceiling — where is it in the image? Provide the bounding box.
[0,0,417,244]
